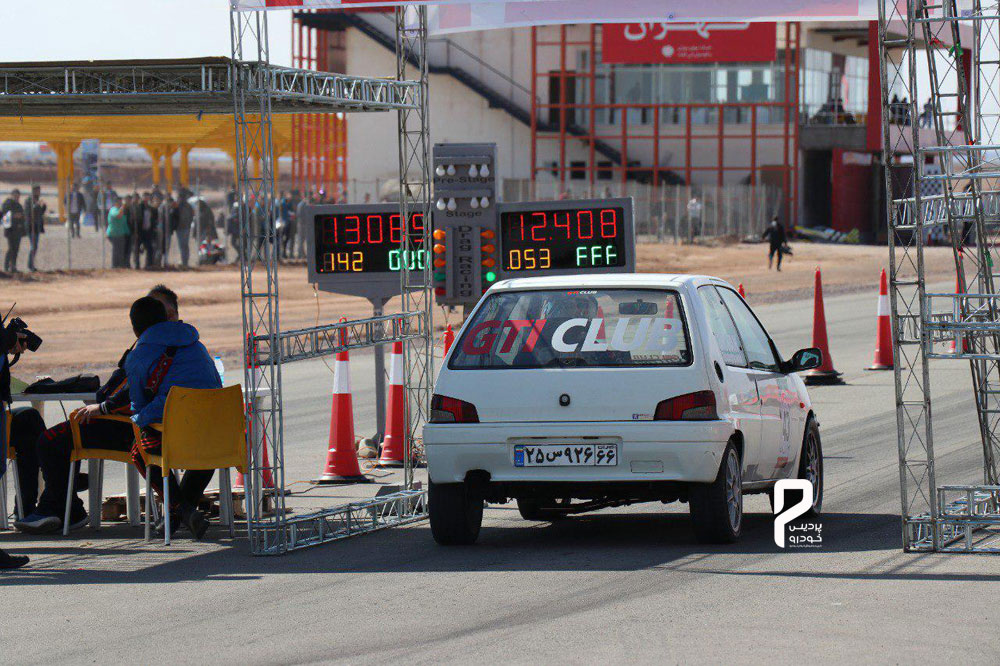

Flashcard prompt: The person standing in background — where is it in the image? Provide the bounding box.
[119,194,134,268]
[174,189,194,267]
[25,185,46,272]
[138,192,157,268]
[295,190,315,259]
[128,191,143,269]
[686,196,702,242]
[762,216,788,271]
[226,201,241,263]
[158,194,174,265]
[106,197,130,268]
[103,182,118,216]
[67,183,84,238]
[2,189,26,273]
[277,191,293,259]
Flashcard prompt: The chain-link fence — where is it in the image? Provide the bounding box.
[501,180,783,243]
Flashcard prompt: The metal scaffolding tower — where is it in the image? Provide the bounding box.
[880,0,1000,552]
[230,4,432,554]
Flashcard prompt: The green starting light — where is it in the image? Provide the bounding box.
[433,271,446,282]
[485,271,497,282]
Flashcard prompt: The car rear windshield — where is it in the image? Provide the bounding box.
[449,288,690,369]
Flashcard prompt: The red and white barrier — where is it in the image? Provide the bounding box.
[868,268,893,370]
[316,344,370,484]
[378,341,409,468]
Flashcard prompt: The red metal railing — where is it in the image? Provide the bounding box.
[530,23,800,224]
[292,13,348,198]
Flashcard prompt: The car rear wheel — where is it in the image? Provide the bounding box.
[429,481,483,545]
[689,442,743,543]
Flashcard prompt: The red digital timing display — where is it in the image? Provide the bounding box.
[499,206,626,271]
[314,212,426,273]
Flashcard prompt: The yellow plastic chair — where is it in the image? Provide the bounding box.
[135,385,246,545]
[63,412,142,536]
[0,406,23,529]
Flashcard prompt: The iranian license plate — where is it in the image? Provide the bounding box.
[513,443,618,467]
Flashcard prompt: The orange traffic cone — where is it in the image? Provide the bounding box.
[738,283,746,299]
[867,269,893,370]
[315,345,370,484]
[443,324,455,356]
[804,267,843,385]
[378,341,410,468]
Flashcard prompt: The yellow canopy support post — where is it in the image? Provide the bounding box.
[179,146,191,188]
[146,145,162,186]
[163,144,176,192]
[53,141,79,223]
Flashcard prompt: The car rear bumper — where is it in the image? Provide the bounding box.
[424,421,733,485]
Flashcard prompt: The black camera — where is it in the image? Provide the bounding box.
[7,317,42,352]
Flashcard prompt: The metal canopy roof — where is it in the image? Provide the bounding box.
[0,56,418,117]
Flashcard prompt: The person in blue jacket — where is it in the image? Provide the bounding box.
[125,296,221,539]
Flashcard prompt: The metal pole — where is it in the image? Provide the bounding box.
[372,298,387,445]
[66,169,72,271]
[100,187,106,269]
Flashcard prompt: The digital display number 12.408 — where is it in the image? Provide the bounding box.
[499,206,626,272]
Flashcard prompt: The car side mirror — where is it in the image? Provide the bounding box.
[784,347,823,373]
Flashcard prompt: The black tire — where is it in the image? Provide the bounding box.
[689,441,743,543]
[428,481,483,545]
[768,419,824,514]
[799,418,824,516]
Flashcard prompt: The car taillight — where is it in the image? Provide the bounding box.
[654,390,718,421]
[430,394,480,423]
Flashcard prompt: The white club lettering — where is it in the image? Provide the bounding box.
[552,317,676,354]
[552,318,588,352]
[609,317,650,351]
[580,319,608,352]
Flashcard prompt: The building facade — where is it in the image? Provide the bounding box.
[294,13,930,240]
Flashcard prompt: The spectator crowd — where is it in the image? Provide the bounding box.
[1,181,351,273]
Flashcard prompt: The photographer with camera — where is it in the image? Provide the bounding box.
[0,315,35,570]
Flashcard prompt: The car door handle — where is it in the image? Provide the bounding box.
[714,362,725,382]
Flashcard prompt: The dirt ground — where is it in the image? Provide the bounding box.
[1,241,957,379]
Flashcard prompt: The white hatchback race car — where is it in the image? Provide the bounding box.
[424,274,824,545]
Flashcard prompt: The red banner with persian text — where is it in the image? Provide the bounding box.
[602,22,777,64]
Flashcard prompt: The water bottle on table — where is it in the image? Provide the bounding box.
[214,355,225,385]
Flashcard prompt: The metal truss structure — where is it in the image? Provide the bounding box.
[231,5,431,554]
[0,57,416,116]
[879,0,1000,552]
[395,6,434,492]
[0,30,429,556]
[283,489,428,550]
[259,312,427,365]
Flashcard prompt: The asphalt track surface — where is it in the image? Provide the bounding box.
[2,283,999,664]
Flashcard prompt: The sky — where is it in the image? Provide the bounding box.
[0,0,292,66]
